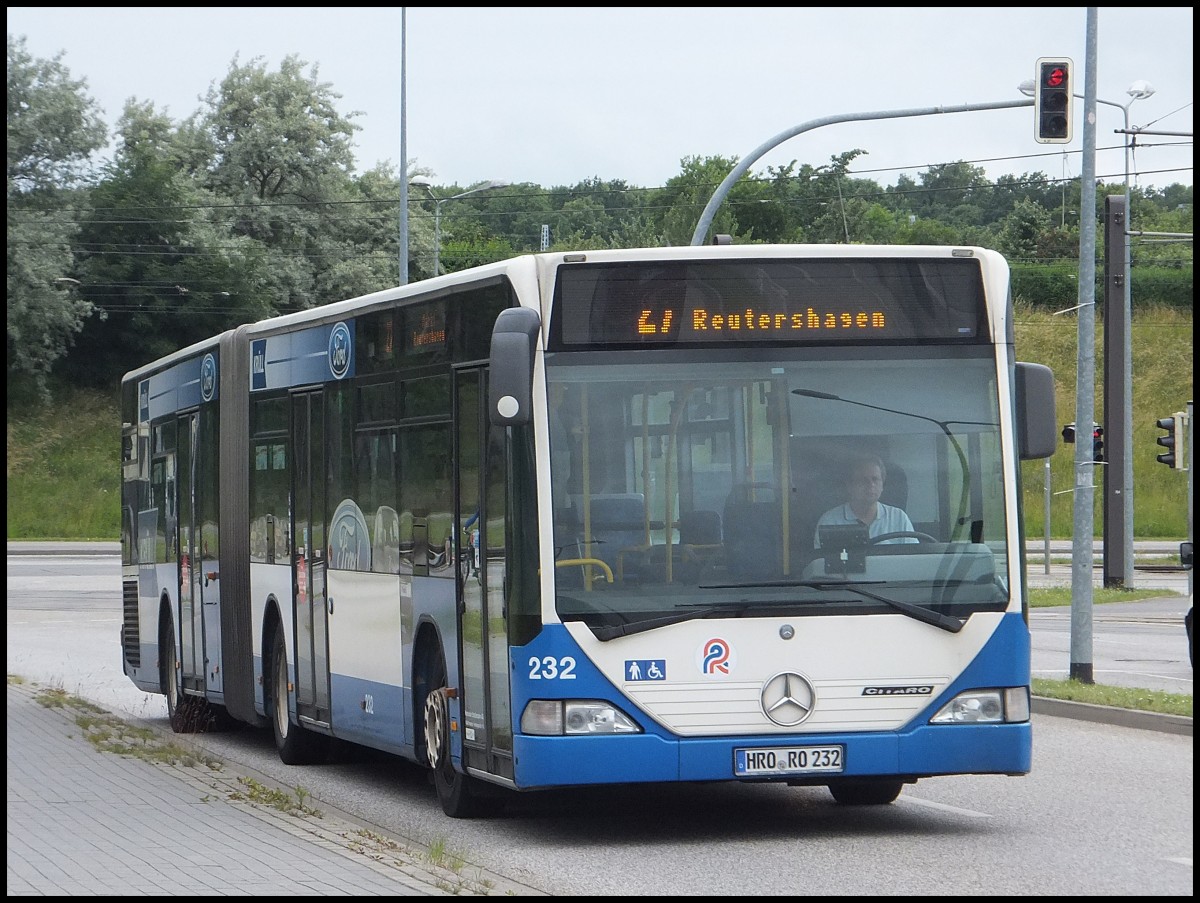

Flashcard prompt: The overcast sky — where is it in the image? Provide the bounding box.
[7,7,1194,192]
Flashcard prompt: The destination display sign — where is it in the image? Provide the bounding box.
[551,257,988,348]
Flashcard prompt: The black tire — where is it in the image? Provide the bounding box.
[161,612,185,731]
[269,629,327,765]
[828,779,904,806]
[160,611,239,733]
[161,611,205,733]
[421,651,496,818]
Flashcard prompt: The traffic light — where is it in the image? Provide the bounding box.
[1155,413,1184,470]
[1061,422,1076,444]
[1092,425,1104,463]
[1034,57,1073,144]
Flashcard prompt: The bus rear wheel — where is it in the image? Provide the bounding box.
[269,629,327,765]
[828,779,904,805]
[422,654,495,818]
[161,612,205,733]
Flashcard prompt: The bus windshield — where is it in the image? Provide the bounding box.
[546,347,1009,635]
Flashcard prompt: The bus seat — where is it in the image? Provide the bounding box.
[644,509,724,582]
[723,486,782,579]
[879,461,908,510]
[579,493,648,576]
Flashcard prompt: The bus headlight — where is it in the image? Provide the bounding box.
[930,687,1029,724]
[520,700,642,735]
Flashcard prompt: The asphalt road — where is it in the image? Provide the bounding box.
[6,544,1193,896]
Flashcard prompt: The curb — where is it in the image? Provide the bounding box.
[1032,696,1192,736]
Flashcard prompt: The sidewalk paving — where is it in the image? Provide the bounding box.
[6,678,544,897]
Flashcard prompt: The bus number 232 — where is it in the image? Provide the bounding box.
[528,656,577,679]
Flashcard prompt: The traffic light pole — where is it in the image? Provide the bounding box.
[1069,9,1099,684]
[688,99,1032,248]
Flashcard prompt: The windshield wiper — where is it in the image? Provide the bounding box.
[701,578,964,633]
[702,579,887,590]
[582,580,963,639]
[586,607,728,641]
[583,596,844,640]
[814,580,963,633]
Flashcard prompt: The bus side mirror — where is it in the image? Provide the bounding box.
[489,307,541,426]
[1015,362,1057,460]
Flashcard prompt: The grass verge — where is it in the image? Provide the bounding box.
[1032,678,1192,718]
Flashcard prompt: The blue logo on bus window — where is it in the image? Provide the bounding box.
[251,340,267,390]
[328,322,352,380]
[626,660,666,681]
[200,353,217,402]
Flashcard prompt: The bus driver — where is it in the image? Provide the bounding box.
[814,453,918,547]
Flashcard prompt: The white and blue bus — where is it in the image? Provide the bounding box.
[120,244,1057,817]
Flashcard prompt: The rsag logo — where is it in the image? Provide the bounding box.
[328,322,352,380]
[200,353,217,402]
[697,637,735,676]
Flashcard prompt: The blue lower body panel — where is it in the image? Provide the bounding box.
[512,721,1030,790]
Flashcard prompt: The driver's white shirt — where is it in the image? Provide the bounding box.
[814,503,917,547]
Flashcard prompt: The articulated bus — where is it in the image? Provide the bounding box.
[120,244,1057,817]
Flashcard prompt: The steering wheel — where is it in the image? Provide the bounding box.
[869,531,938,544]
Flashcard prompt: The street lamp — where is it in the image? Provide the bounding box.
[410,179,509,276]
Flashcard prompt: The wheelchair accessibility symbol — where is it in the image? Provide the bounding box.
[626,659,667,681]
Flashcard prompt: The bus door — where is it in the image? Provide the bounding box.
[291,390,331,727]
[176,410,223,696]
[455,368,514,781]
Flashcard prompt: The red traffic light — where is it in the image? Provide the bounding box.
[1034,57,1073,144]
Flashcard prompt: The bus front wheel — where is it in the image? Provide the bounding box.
[422,653,495,818]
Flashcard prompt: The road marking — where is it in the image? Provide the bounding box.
[900,796,991,818]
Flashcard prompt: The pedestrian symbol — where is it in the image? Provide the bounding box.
[626,659,667,681]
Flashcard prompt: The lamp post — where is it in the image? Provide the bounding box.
[1019,77,1155,588]
[398,7,409,285]
[410,179,509,276]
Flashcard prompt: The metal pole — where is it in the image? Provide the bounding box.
[689,99,1032,246]
[1102,193,1128,587]
[1070,8,1099,684]
[1120,101,1135,587]
[433,199,442,275]
[1189,399,1194,602]
[398,8,409,285]
[1044,458,1052,575]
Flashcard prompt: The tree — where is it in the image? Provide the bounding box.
[62,100,274,387]
[197,54,366,309]
[996,198,1052,260]
[656,155,744,245]
[7,34,108,401]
